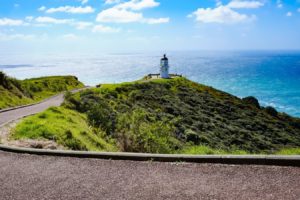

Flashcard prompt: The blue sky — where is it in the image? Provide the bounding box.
[0,0,300,53]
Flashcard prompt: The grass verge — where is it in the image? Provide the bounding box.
[12,107,116,152]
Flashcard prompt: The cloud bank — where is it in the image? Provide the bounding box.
[0,18,24,26]
[45,6,95,14]
[97,0,169,24]
[189,0,264,24]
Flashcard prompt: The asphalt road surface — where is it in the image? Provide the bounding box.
[0,88,87,127]
[0,94,64,127]
[0,151,299,200]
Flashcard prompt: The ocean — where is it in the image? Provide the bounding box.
[0,51,299,117]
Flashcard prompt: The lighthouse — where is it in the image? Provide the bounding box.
[160,54,170,78]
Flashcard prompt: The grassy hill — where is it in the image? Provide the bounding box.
[12,77,300,154]
[0,71,84,109]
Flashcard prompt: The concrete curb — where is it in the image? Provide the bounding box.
[0,145,299,166]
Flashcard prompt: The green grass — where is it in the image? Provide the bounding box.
[12,107,117,152]
[0,85,33,109]
[179,145,300,155]
[275,148,300,155]
[179,145,249,155]
[0,73,84,109]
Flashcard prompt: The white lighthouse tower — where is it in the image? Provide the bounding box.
[160,54,170,78]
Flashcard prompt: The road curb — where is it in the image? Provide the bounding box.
[0,145,299,166]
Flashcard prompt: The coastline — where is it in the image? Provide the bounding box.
[1,51,300,117]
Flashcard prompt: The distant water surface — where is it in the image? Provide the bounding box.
[0,51,299,117]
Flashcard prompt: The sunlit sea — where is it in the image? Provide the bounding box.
[1,51,299,117]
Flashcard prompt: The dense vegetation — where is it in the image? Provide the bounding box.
[13,77,300,154]
[0,71,84,109]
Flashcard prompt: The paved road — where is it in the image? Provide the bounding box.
[0,88,87,127]
[0,151,299,200]
[0,94,64,127]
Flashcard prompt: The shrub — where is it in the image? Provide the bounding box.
[65,138,86,150]
[185,129,200,145]
[265,106,278,117]
[242,96,260,108]
[0,71,8,88]
[116,108,178,153]
[86,102,116,134]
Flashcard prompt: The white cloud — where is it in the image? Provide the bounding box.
[75,21,93,29]
[115,0,159,11]
[227,0,264,9]
[38,6,46,11]
[96,7,168,24]
[35,17,73,24]
[0,18,24,26]
[97,0,168,24]
[92,24,120,33]
[25,16,34,21]
[97,7,143,23]
[146,17,169,24]
[189,6,255,24]
[32,17,93,29]
[286,12,292,17]
[46,6,95,14]
[189,1,263,24]
[216,0,223,7]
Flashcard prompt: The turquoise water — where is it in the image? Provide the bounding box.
[1,51,299,117]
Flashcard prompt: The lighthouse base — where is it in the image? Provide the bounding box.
[144,74,183,80]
